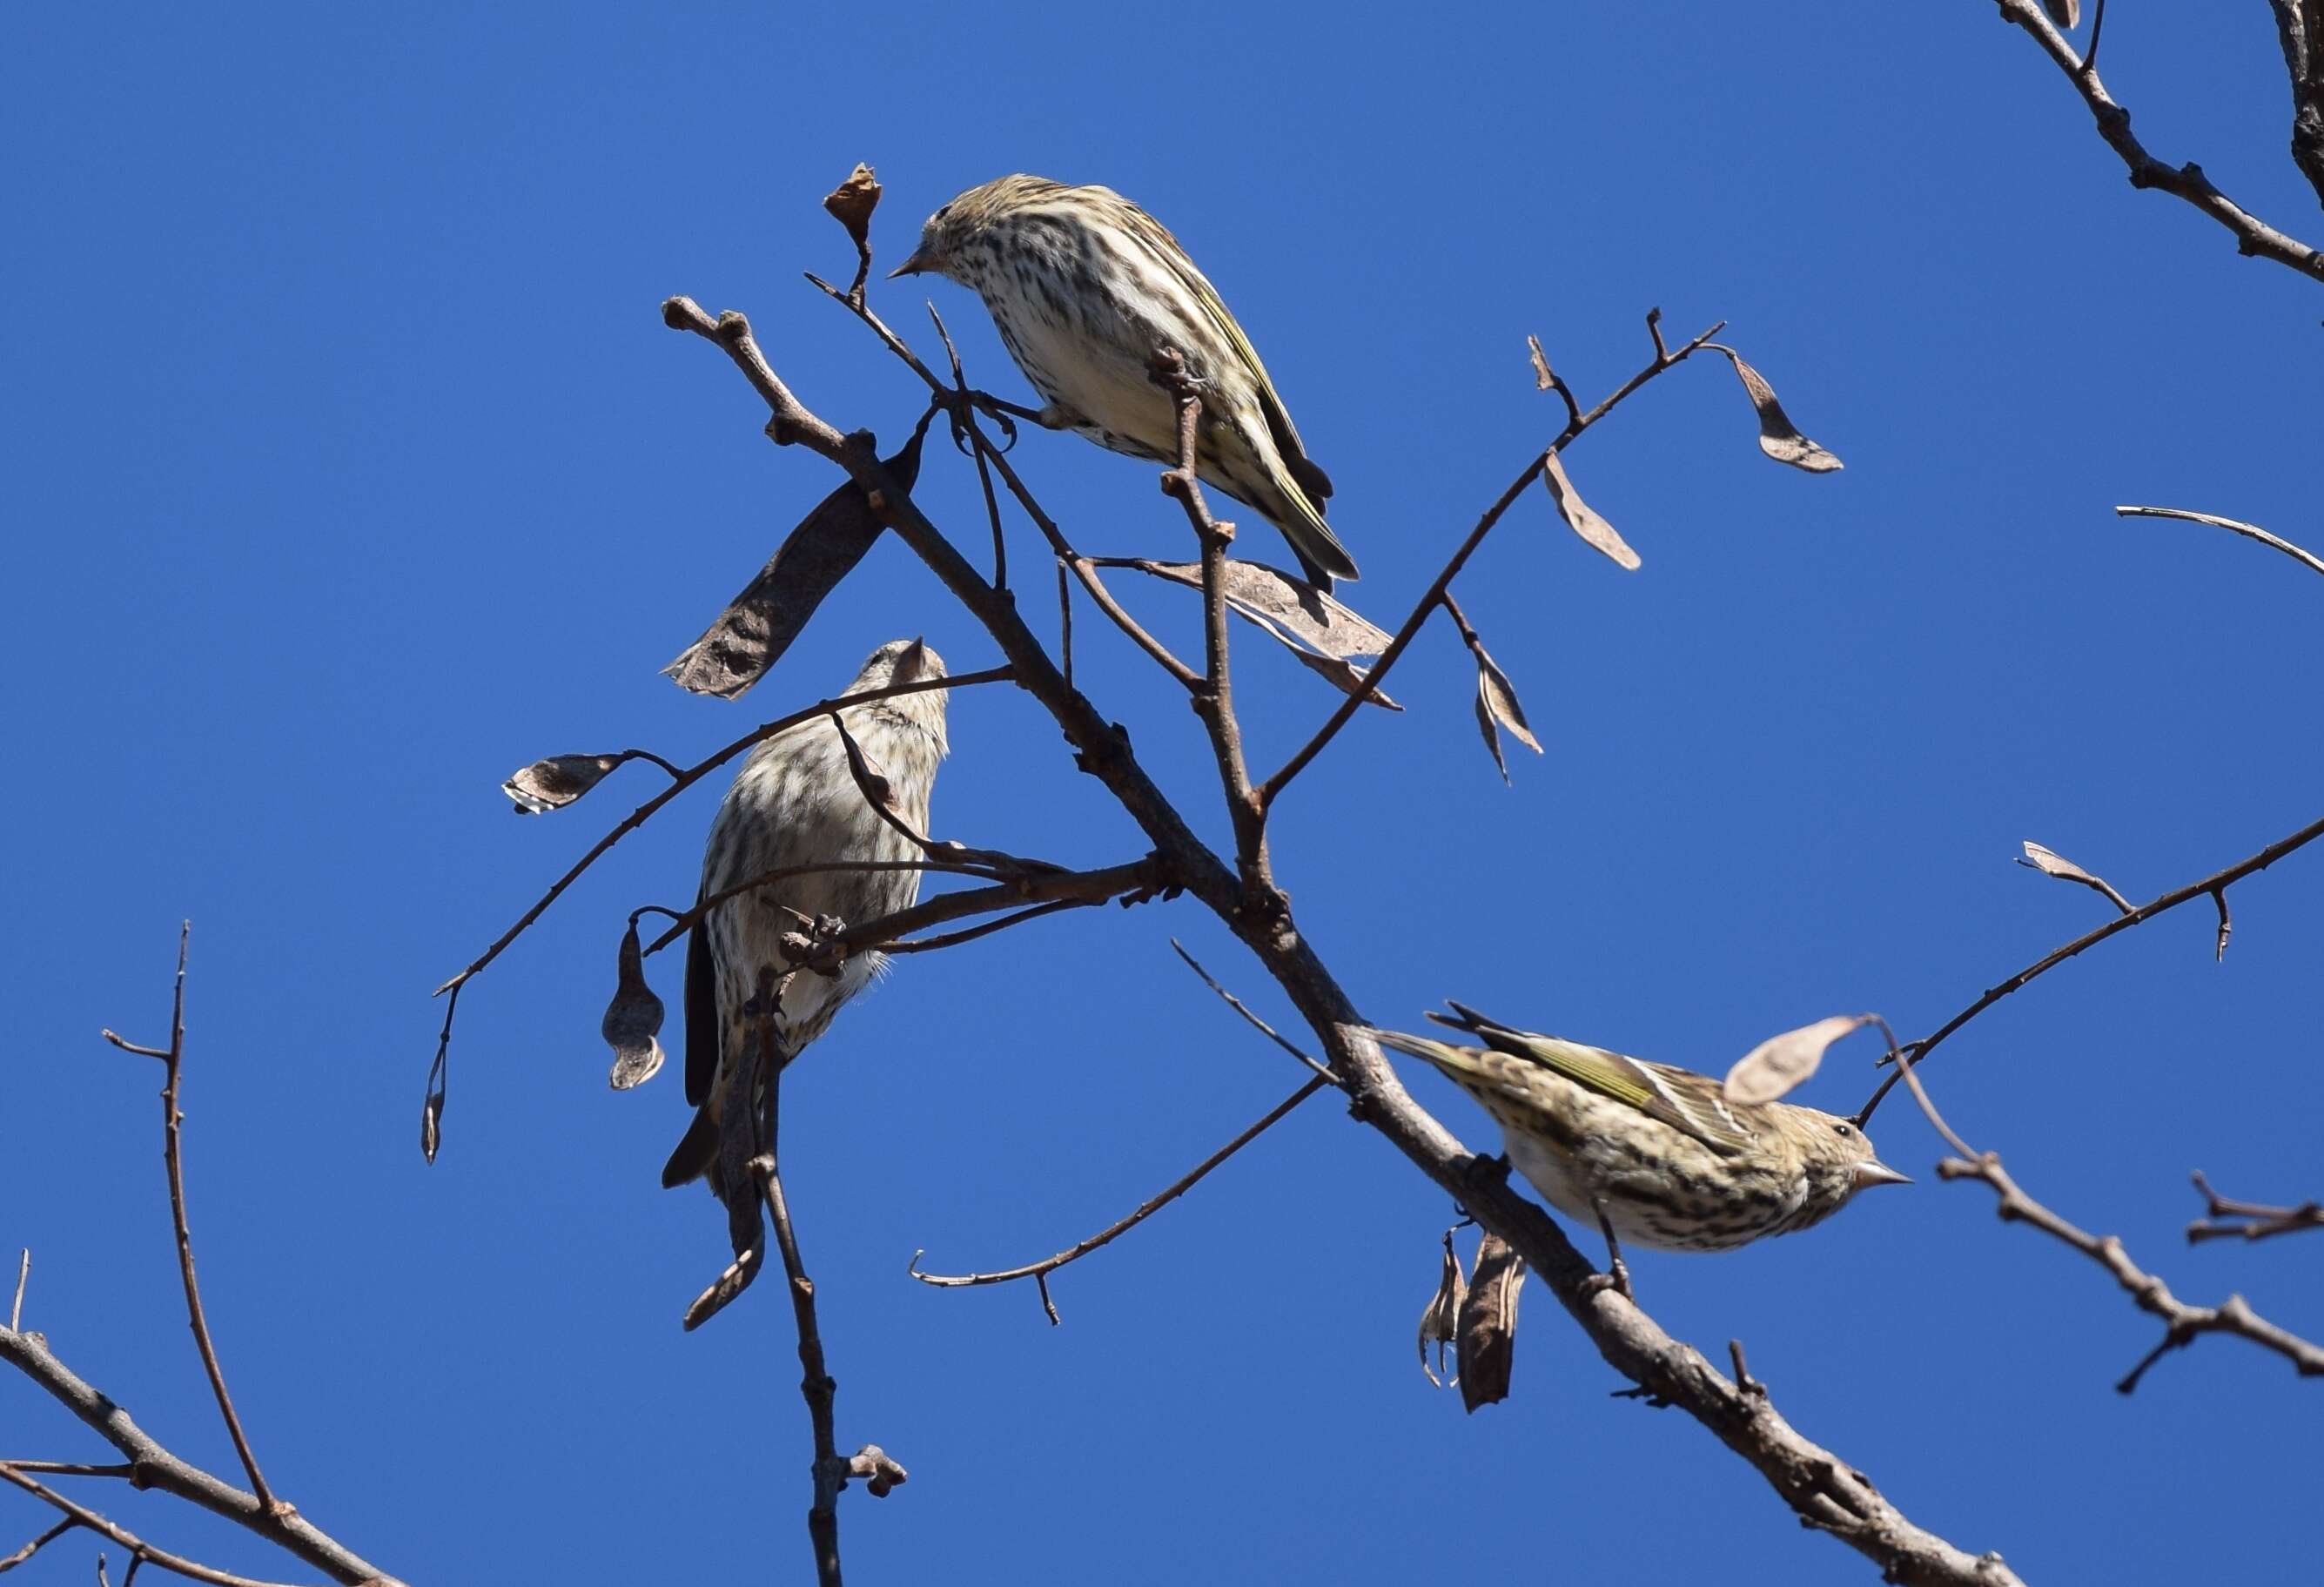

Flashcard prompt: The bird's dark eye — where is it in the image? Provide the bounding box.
[933,204,952,223]
[1833,1122,1854,1137]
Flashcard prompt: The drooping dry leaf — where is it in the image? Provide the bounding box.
[1723,1014,1874,1106]
[603,920,667,1090]
[2017,841,2132,913]
[667,428,927,698]
[1527,334,1557,392]
[2040,0,2080,27]
[1470,640,1543,783]
[1107,558,1401,709]
[1541,452,1642,571]
[504,755,624,815]
[822,163,882,249]
[1418,1234,1468,1388]
[1721,352,1844,474]
[1456,1233,1528,1412]
[420,1085,443,1164]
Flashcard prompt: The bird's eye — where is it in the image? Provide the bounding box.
[1833,1122,1854,1137]
[933,204,952,223]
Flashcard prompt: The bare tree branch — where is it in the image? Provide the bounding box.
[1859,810,2324,1122]
[1985,0,2324,285]
[1890,1052,2324,1392]
[2114,505,2324,582]
[2265,0,2324,211]
[2186,1171,2324,1244]
[97,927,279,1513]
[1259,312,1729,806]
[0,1468,302,1587]
[662,288,2028,1587]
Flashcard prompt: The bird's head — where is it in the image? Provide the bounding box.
[891,174,1063,281]
[843,637,950,750]
[1790,1107,1911,1223]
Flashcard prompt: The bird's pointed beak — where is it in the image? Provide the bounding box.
[1852,1160,1913,1190]
[897,636,928,681]
[889,244,938,279]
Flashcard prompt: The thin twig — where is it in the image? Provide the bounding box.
[797,277,1202,686]
[1150,347,1268,885]
[7,1253,24,1335]
[909,1074,1328,1317]
[2186,1171,2324,1244]
[0,1463,138,1480]
[1260,315,1728,805]
[927,305,1008,591]
[1169,939,1338,1083]
[0,1515,76,1573]
[1987,0,2324,286]
[1890,1054,2324,1392]
[877,898,1091,955]
[1859,810,2324,1122]
[1056,556,1075,690]
[0,1466,297,1587]
[2114,505,2324,582]
[756,1150,848,1587]
[118,928,277,1513]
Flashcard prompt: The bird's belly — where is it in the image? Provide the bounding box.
[992,302,1178,461]
[1502,1114,1801,1254]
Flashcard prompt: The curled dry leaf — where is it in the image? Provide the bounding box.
[822,163,883,249]
[2040,0,2080,27]
[1719,351,1843,474]
[420,1084,444,1164]
[1109,558,1401,709]
[1457,1232,1527,1412]
[604,919,667,1090]
[1541,451,1642,571]
[667,427,928,698]
[1419,1232,1468,1388]
[1470,639,1543,783]
[1527,334,1557,392]
[504,754,623,815]
[1723,1014,1874,1107]
[2018,840,2133,914]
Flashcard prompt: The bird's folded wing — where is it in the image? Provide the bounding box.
[1431,1003,1754,1156]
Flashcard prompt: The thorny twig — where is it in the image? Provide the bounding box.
[1890,1051,2324,1392]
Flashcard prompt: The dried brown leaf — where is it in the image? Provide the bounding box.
[1527,334,1557,392]
[604,920,667,1090]
[503,755,622,815]
[1418,1233,1467,1388]
[1457,1233,1527,1412]
[822,163,883,249]
[1721,352,1844,474]
[848,1445,909,1497]
[1110,558,1401,709]
[1470,641,1542,783]
[2040,0,2080,27]
[2017,841,2132,913]
[1723,1014,1873,1106]
[667,427,927,698]
[1541,451,1642,570]
[420,1086,443,1164]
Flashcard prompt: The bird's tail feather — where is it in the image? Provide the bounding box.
[660,1104,721,1189]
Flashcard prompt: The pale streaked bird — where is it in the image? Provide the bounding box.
[662,638,949,1194]
[893,174,1359,588]
[1367,1004,1908,1266]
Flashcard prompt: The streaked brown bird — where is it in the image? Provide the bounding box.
[662,638,949,1193]
[1367,1004,1907,1274]
[893,173,1358,588]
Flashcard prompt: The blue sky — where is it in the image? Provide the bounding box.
[6,3,2321,1583]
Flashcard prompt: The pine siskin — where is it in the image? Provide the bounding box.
[893,174,1359,588]
[1367,1004,1908,1260]
[661,638,949,1193]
